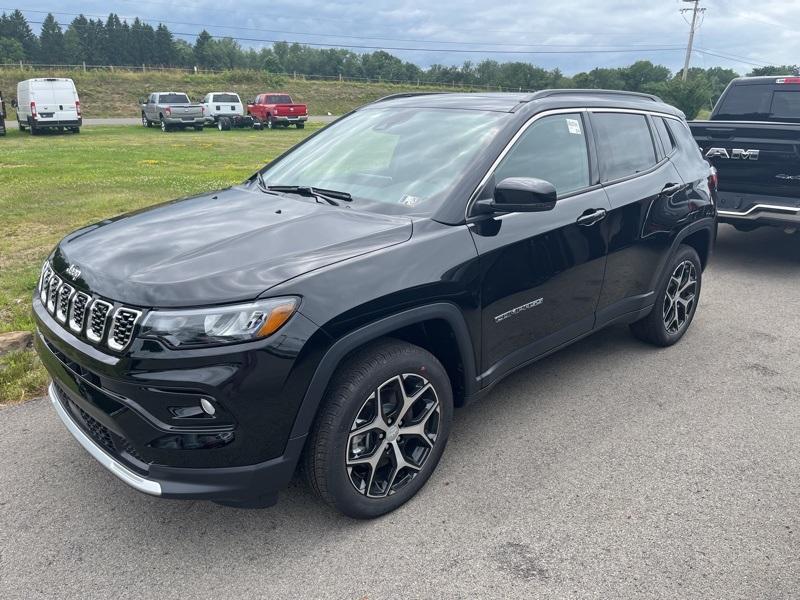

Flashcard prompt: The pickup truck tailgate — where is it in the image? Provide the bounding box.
[690,121,800,208]
[273,104,307,116]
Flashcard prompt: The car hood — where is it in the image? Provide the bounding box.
[51,186,412,307]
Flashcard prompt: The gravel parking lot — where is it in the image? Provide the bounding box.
[0,224,797,600]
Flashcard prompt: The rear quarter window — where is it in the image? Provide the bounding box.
[653,117,677,155]
[592,112,657,182]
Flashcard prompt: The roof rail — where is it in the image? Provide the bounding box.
[371,92,445,104]
[529,89,662,103]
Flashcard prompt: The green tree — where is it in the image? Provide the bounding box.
[37,13,64,63]
[153,24,175,65]
[748,65,799,76]
[620,60,671,92]
[645,77,712,119]
[0,36,25,62]
[0,10,38,59]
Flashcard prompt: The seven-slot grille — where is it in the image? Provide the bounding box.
[38,261,142,352]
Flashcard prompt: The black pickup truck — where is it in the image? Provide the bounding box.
[690,76,800,232]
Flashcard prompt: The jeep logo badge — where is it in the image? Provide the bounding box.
[705,148,760,160]
[65,264,81,279]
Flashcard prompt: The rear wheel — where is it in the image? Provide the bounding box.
[141,113,152,128]
[218,117,231,131]
[266,117,273,130]
[70,127,80,134]
[194,125,204,131]
[304,339,453,519]
[630,245,702,347]
[29,124,37,135]
[160,117,169,132]
[297,122,305,129]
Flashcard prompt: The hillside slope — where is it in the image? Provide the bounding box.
[0,69,476,118]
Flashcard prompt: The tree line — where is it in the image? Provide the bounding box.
[1,9,799,118]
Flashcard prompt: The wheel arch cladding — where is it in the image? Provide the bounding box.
[681,228,712,270]
[289,303,477,440]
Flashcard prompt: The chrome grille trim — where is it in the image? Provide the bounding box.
[86,299,113,343]
[39,262,52,304]
[46,275,62,313]
[55,283,75,323]
[68,291,91,333]
[108,307,142,351]
[39,261,144,353]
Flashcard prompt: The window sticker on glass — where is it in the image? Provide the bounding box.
[566,118,582,135]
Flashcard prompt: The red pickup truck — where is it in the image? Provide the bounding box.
[247,93,308,129]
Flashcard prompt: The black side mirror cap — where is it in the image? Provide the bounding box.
[474,177,558,215]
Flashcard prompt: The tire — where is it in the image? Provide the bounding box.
[304,339,453,519]
[630,244,702,347]
[141,113,152,128]
[733,223,760,232]
[18,122,26,131]
[266,117,273,129]
[71,127,80,134]
[160,117,169,132]
[29,124,37,136]
[219,117,231,131]
[297,122,305,129]
[194,125,204,131]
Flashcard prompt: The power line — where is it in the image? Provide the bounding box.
[21,18,686,56]
[7,7,686,51]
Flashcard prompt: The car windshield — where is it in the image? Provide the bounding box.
[213,94,240,103]
[261,107,509,214]
[160,93,190,104]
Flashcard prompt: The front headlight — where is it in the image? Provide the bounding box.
[140,297,299,348]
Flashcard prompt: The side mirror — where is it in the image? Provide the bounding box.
[474,177,558,215]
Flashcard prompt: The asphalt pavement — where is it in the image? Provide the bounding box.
[0,225,798,599]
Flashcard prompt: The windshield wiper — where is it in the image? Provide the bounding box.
[267,185,352,206]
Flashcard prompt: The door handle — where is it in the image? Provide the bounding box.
[576,208,607,226]
[661,183,683,196]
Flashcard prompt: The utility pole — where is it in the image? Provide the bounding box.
[681,0,706,81]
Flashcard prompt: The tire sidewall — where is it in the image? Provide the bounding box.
[322,345,453,519]
[657,245,702,345]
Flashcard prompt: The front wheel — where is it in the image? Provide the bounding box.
[304,339,453,519]
[630,245,702,347]
[142,113,152,127]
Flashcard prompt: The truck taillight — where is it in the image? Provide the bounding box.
[165,106,171,116]
[75,100,81,117]
[30,101,37,118]
[708,166,718,192]
[776,77,800,84]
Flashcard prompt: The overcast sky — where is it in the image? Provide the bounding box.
[12,0,800,74]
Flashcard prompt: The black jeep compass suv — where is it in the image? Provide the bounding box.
[34,90,717,518]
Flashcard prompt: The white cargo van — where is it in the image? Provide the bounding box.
[16,78,81,135]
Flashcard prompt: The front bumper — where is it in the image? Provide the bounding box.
[33,293,325,504]
[49,381,305,502]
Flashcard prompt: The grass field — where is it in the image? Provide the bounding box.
[0,123,316,404]
[0,68,476,119]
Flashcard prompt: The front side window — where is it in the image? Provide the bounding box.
[492,113,590,197]
[261,107,509,214]
[592,112,657,182]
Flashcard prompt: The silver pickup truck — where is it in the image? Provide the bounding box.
[141,92,205,132]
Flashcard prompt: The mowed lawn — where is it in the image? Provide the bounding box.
[0,123,317,404]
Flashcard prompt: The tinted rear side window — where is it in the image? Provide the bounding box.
[665,118,701,157]
[592,113,657,182]
[653,117,676,155]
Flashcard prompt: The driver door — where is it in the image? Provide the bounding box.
[469,112,611,385]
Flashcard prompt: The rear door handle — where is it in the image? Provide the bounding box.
[661,183,683,196]
[576,208,607,226]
